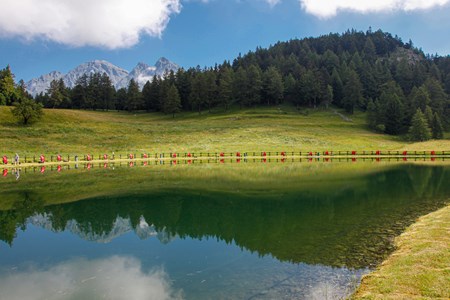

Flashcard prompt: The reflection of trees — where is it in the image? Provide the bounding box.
[0,192,44,245]
[1,165,449,269]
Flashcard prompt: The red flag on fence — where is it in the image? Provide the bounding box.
[2,156,7,164]
[57,154,62,162]
[40,155,45,163]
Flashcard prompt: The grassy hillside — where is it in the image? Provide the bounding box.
[0,105,448,156]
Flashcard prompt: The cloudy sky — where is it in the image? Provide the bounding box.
[1,0,449,81]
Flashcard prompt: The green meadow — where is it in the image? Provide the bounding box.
[1,105,449,158]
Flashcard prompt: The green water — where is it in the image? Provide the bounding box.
[0,161,449,299]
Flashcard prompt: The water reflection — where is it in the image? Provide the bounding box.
[1,163,449,270]
[0,256,181,300]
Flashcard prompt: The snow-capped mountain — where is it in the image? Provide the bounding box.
[64,60,129,89]
[28,213,177,244]
[25,71,64,97]
[117,57,180,89]
[25,57,179,96]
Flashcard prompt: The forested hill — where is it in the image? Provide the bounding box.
[230,29,449,134]
[1,29,449,138]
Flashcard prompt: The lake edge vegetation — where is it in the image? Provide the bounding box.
[352,203,450,299]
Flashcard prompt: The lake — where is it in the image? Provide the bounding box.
[1,159,449,299]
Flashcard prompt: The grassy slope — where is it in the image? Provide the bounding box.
[1,105,449,156]
[352,204,450,299]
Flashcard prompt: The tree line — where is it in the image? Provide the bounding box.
[1,29,449,138]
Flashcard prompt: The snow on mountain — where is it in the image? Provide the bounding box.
[25,71,64,97]
[28,213,177,244]
[117,57,180,89]
[25,57,179,96]
[64,60,129,89]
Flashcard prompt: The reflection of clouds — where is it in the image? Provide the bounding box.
[0,256,183,300]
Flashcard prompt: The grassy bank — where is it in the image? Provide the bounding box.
[352,204,450,299]
[1,105,448,157]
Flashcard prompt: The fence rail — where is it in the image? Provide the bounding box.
[2,150,450,167]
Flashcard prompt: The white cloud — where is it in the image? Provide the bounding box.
[300,0,450,18]
[0,0,181,49]
[0,256,183,300]
[266,0,281,7]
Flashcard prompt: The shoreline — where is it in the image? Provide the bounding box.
[1,154,449,169]
[352,203,450,299]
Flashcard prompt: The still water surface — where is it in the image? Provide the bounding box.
[0,160,449,299]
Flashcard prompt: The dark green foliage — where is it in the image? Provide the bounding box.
[163,84,181,118]
[408,109,431,141]
[331,68,344,106]
[431,112,444,139]
[218,66,233,110]
[384,93,404,135]
[11,98,44,125]
[126,79,142,112]
[115,88,127,111]
[366,99,377,129]
[244,64,262,106]
[47,79,65,108]
[262,67,284,105]
[0,65,16,105]
[343,69,362,114]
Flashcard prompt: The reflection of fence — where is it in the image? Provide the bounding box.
[1,150,450,168]
[2,156,450,178]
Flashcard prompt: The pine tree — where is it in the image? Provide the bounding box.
[331,68,344,106]
[233,67,248,108]
[163,84,181,118]
[409,109,431,141]
[218,66,233,111]
[283,74,296,104]
[100,73,114,111]
[204,71,217,112]
[342,69,362,114]
[366,99,377,129]
[431,112,444,139]
[126,79,142,112]
[384,93,404,135]
[47,80,63,108]
[262,67,284,105]
[245,64,262,106]
[424,106,433,126]
[0,65,16,105]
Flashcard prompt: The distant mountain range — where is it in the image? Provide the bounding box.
[28,213,177,244]
[25,57,180,96]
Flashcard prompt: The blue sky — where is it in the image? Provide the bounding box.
[1,0,450,82]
